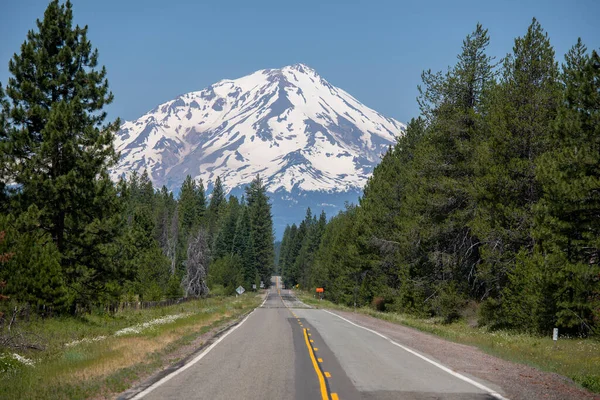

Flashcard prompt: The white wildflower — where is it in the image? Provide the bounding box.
[11,353,35,366]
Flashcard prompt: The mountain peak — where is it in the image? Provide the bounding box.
[111,65,405,197]
[285,63,316,73]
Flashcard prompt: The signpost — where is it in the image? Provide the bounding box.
[316,287,324,300]
[252,284,256,290]
[260,281,265,289]
[236,286,245,296]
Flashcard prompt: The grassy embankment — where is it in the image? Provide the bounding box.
[0,293,263,400]
[297,291,600,393]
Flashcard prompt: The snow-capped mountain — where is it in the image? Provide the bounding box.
[112,63,405,235]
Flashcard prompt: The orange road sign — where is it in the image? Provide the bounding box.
[316,288,324,293]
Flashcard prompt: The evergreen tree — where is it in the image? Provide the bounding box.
[281,223,297,286]
[195,178,207,226]
[534,41,600,334]
[246,175,274,286]
[139,169,155,210]
[0,0,122,308]
[155,185,173,251]
[214,196,240,259]
[207,176,226,242]
[233,202,255,286]
[0,207,68,310]
[178,175,198,239]
[278,225,291,275]
[409,24,495,315]
[120,207,170,301]
[473,19,560,328]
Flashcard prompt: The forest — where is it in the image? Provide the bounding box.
[0,1,275,315]
[280,20,600,336]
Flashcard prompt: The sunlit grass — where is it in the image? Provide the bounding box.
[297,291,600,393]
[0,294,262,400]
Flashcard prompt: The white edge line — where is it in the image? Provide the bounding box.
[323,310,510,400]
[130,309,256,399]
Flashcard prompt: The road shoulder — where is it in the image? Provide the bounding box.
[328,309,599,400]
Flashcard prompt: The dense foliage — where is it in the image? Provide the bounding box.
[0,1,274,313]
[281,21,600,336]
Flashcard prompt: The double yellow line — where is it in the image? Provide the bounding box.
[278,279,338,400]
[303,327,336,400]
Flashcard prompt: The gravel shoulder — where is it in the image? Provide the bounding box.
[331,309,600,400]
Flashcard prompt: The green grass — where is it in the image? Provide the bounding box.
[297,291,600,394]
[0,293,263,400]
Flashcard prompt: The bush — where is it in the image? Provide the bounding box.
[209,284,228,297]
[431,282,465,324]
[478,297,502,327]
[0,354,25,375]
[573,375,600,393]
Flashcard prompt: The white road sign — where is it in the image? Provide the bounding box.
[236,286,245,295]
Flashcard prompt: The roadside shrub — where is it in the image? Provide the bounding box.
[209,284,227,297]
[573,375,600,393]
[478,297,502,327]
[431,283,465,324]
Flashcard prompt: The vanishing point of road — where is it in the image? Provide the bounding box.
[124,276,507,400]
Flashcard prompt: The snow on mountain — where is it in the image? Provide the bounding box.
[111,64,405,198]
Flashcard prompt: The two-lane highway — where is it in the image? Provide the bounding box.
[124,277,507,400]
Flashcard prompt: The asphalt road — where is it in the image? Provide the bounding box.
[126,276,508,400]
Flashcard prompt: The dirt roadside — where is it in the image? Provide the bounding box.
[331,309,599,400]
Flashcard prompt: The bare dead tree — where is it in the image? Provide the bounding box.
[182,227,210,297]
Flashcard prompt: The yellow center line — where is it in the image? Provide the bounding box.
[303,328,329,400]
[279,280,338,399]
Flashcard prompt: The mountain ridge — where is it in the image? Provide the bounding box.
[111,63,405,234]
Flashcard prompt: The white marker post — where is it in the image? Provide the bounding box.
[553,327,558,348]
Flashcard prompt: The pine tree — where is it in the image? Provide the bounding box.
[195,178,207,226]
[246,175,274,286]
[473,19,561,329]
[178,175,198,239]
[0,206,68,310]
[1,0,122,308]
[207,176,226,242]
[139,169,155,209]
[281,223,297,286]
[214,196,240,259]
[409,24,495,313]
[534,41,600,334]
[233,202,255,286]
[278,225,291,276]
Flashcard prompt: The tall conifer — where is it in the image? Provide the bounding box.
[1,0,121,307]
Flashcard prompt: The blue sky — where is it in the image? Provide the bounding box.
[1,0,599,124]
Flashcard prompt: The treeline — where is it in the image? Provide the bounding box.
[0,0,274,314]
[279,209,327,287]
[281,20,599,336]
